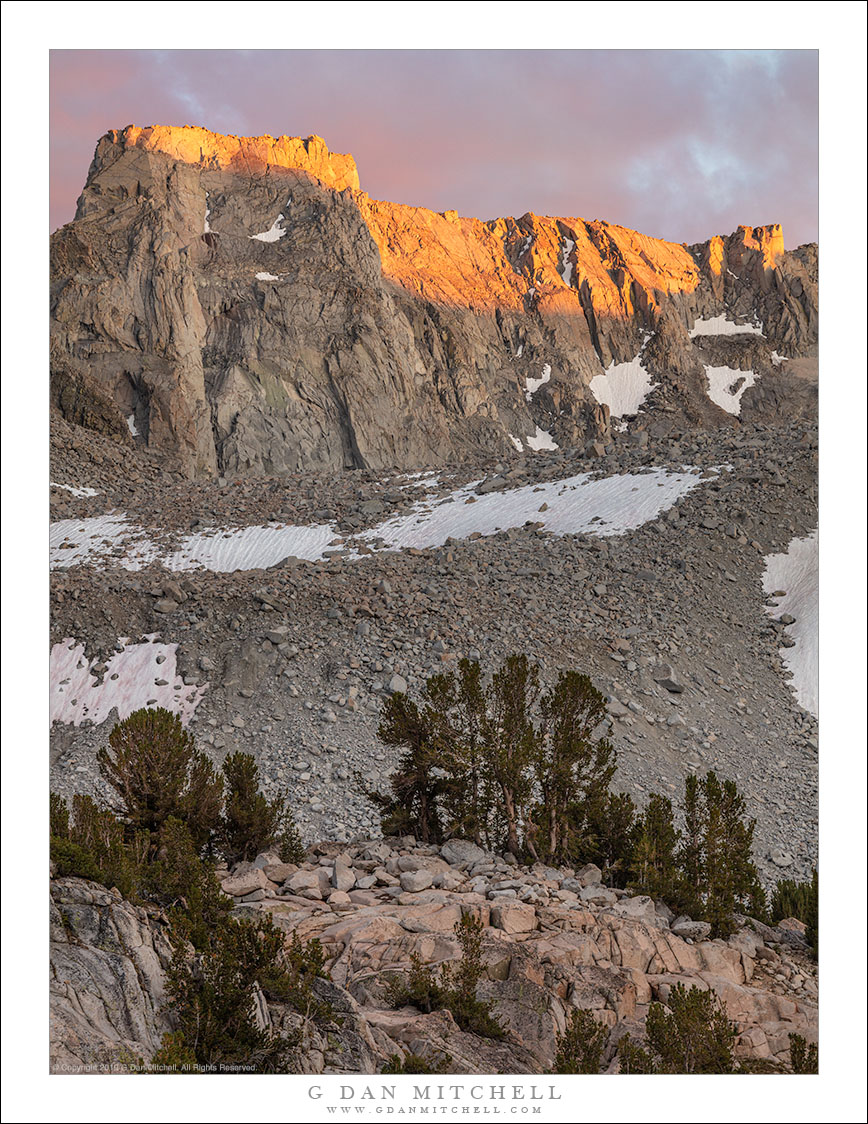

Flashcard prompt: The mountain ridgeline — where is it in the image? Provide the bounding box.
[50,125,818,478]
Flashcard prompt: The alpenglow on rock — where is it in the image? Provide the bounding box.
[50,125,817,478]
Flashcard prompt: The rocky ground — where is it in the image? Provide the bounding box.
[50,835,818,1074]
[50,412,818,886]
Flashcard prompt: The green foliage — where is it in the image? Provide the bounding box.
[530,671,615,867]
[617,983,737,1074]
[50,793,70,839]
[160,913,295,1073]
[387,913,505,1040]
[788,1032,819,1074]
[59,793,146,897]
[771,870,818,957]
[628,793,686,905]
[382,1051,453,1074]
[219,752,303,864]
[144,818,232,950]
[551,1007,610,1074]
[258,931,332,1021]
[677,772,764,938]
[582,791,636,888]
[369,687,451,843]
[371,656,622,865]
[97,707,222,845]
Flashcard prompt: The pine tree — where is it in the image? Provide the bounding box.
[677,772,763,938]
[629,793,684,904]
[220,752,302,864]
[530,671,616,865]
[97,707,222,846]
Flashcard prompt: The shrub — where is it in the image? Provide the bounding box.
[97,707,222,845]
[387,913,505,1040]
[551,1007,610,1074]
[160,914,296,1073]
[788,1032,819,1074]
[617,983,737,1073]
[382,1051,453,1074]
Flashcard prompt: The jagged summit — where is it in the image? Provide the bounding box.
[52,125,817,478]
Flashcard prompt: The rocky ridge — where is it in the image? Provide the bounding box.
[50,838,817,1074]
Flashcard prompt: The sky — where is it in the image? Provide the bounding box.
[50,48,817,248]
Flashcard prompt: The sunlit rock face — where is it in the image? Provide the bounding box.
[50,126,817,478]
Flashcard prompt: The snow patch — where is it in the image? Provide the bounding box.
[689,314,764,338]
[127,413,140,437]
[770,351,788,367]
[525,364,551,401]
[250,214,286,242]
[50,637,207,727]
[762,529,818,717]
[589,346,657,418]
[525,426,558,452]
[51,482,99,498]
[515,345,523,358]
[704,364,757,415]
[255,272,280,281]
[508,434,524,452]
[204,192,211,234]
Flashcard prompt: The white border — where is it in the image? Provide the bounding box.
[2,4,866,1122]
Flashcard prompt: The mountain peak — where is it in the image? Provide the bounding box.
[97,124,360,192]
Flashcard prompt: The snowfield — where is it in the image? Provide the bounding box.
[762,529,818,717]
[689,314,764,338]
[50,636,208,727]
[50,466,719,573]
[704,364,758,415]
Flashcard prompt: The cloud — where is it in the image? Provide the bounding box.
[49,48,818,247]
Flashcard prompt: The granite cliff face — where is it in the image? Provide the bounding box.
[50,126,817,477]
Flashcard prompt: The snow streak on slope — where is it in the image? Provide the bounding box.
[50,636,208,726]
[589,341,657,418]
[704,365,757,415]
[51,482,99,498]
[762,529,818,717]
[689,314,764,338]
[352,467,713,554]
